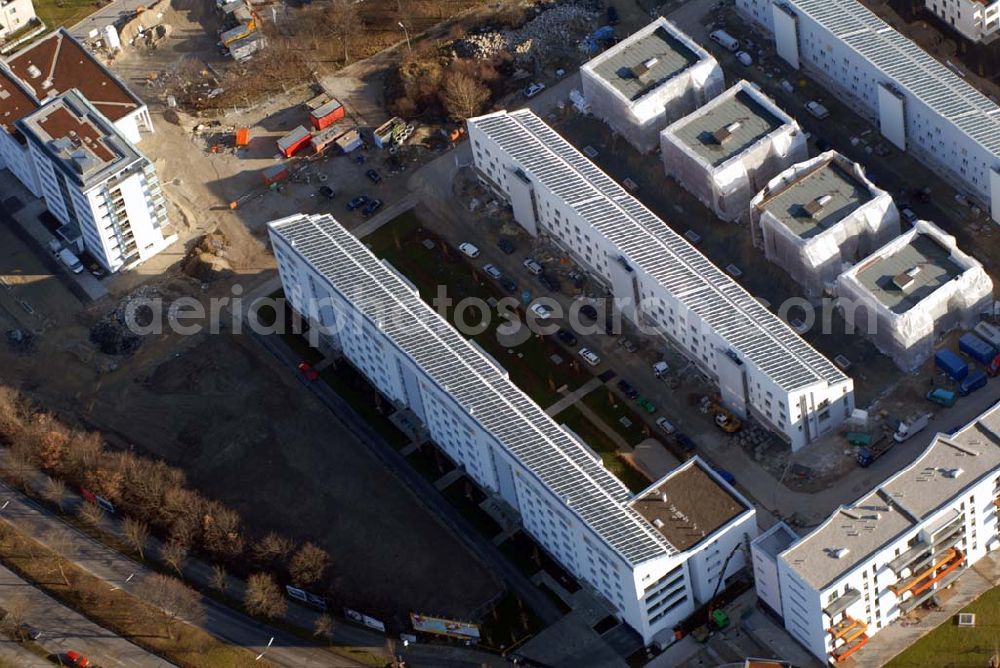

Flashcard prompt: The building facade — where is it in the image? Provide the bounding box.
[268,212,758,646]
[581,17,724,153]
[0,0,34,41]
[467,109,853,451]
[660,80,808,223]
[834,220,993,371]
[735,0,1000,224]
[749,150,900,297]
[752,402,1000,664]
[922,0,1000,42]
[17,90,172,272]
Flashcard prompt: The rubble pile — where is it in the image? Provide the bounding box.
[456,5,597,64]
[182,231,233,282]
[90,286,162,356]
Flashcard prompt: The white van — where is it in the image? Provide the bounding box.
[58,248,84,274]
[710,30,740,52]
[805,101,830,119]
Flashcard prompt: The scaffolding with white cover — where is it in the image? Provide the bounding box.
[660,81,808,222]
[835,221,994,371]
[750,151,901,297]
[581,18,724,153]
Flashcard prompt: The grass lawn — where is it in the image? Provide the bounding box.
[33,0,98,29]
[366,210,592,407]
[479,590,543,652]
[581,389,651,447]
[555,405,651,493]
[0,520,264,667]
[885,584,1000,668]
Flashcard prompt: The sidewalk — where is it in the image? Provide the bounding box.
[545,377,603,416]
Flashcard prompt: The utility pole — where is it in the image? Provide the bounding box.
[398,21,411,53]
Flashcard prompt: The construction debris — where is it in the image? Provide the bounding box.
[455,5,598,65]
[182,231,233,282]
[90,287,163,356]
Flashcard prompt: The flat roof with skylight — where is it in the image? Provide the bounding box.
[756,157,873,240]
[587,20,700,102]
[669,84,786,167]
[853,232,963,314]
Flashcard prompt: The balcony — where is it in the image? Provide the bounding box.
[931,518,965,546]
[823,588,861,618]
[888,540,931,575]
[828,616,869,663]
[828,616,866,641]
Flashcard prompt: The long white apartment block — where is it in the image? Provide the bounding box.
[752,402,1000,664]
[17,90,172,272]
[580,17,724,153]
[268,212,757,646]
[660,80,808,223]
[834,220,993,371]
[749,150,900,297]
[467,109,853,451]
[735,0,1000,224]
[923,0,1000,42]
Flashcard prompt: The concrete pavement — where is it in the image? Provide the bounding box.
[0,564,174,667]
[68,0,149,41]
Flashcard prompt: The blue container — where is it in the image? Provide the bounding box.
[935,349,969,381]
[959,333,997,366]
[959,368,988,396]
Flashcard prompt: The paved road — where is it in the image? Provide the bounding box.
[67,0,148,41]
[0,563,173,667]
[0,477,365,668]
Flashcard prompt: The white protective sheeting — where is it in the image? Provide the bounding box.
[660,81,808,222]
[581,18,724,153]
[750,151,901,297]
[835,220,994,371]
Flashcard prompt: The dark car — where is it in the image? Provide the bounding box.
[579,304,598,322]
[606,5,619,25]
[674,433,696,453]
[617,379,638,400]
[17,623,42,641]
[346,195,370,211]
[318,185,335,199]
[365,169,382,184]
[499,277,518,293]
[497,238,516,255]
[538,273,559,292]
[361,199,383,217]
[556,328,577,346]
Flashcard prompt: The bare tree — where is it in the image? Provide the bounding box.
[4,592,29,631]
[244,572,287,619]
[123,517,150,560]
[41,477,67,512]
[77,501,105,526]
[314,613,334,642]
[251,532,294,570]
[138,573,204,639]
[161,540,189,577]
[328,0,360,64]
[0,387,27,439]
[45,527,75,586]
[442,71,490,121]
[289,541,329,588]
[202,502,244,561]
[210,564,228,593]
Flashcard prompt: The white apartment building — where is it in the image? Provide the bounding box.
[660,80,808,223]
[752,401,1000,664]
[924,0,1000,42]
[467,109,853,451]
[749,150,900,297]
[580,17,724,153]
[834,220,993,371]
[17,90,172,272]
[268,212,758,646]
[0,0,35,41]
[0,65,40,194]
[735,0,1000,224]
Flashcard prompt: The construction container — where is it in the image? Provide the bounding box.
[935,349,968,381]
[959,332,998,366]
[276,125,311,158]
[310,99,345,130]
[261,163,289,185]
[373,116,404,148]
[334,128,363,154]
[228,32,266,62]
[310,125,342,154]
[973,321,1000,349]
[221,21,254,46]
[235,127,250,147]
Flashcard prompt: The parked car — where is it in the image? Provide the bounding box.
[636,398,656,414]
[578,347,601,366]
[499,277,518,293]
[674,433,696,452]
[901,207,918,224]
[656,417,676,435]
[497,238,516,255]
[523,258,543,275]
[361,198,383,216]
[779,79,795,94]
[459,242,481,258]
[65,650,90,667]
[556,328,577,346]
[16,623,42,641]
[58,248,84,274]
[538,273,559,292]
[653,360,669,378]
[346,195,369,211]
[523,82,546,99]
[297,362,319,382]
[483,263,502,280]
[736,50,753,66]
[318,185,335,199]
[579,304,599,322]
[709,30,739,52]
[365,168,382,184]
[926,388,957,407]
[617,380,639,400]
[606,5,619,24]
[805,100,830,119]
[713,468,736,485]
[529,303,554,320]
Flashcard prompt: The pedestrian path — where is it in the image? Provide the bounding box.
[544,377,603,417]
